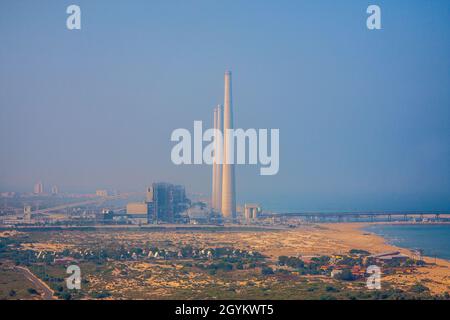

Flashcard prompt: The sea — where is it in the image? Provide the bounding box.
[364,224,450,261]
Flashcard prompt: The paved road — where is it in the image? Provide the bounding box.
[30,192,137,215]
[15,266,55,300]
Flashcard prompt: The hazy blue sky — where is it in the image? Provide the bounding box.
[1,0,449,211]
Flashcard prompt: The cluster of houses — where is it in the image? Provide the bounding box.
[35,245,421,281]
[297,250,416,280]
[142,249,214,260]
[29,246,258,266]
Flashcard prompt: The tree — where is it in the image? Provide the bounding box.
[278,256,289,266]
[311,256,330,266]
[411,283,429,294]
[349,249,370,256]
[334,269,355,281]
[60,292,72,300]
[91,291,111,299]
[326,286,339,292]
[261,267,274,275]
[27,288,38,295]
[320,294,336,300]
[283,256,304,269]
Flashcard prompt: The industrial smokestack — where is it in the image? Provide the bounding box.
[212,107,218,212]
[221,71,236,220]
[213,105,223,213]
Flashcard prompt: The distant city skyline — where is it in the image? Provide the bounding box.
[1,1,449,211]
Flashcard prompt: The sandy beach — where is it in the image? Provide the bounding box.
[215,222,450,295]
[299,223,450,295]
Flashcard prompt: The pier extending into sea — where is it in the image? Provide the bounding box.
[268,211,450,223]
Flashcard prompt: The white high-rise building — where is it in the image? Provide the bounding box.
[24,205,32,221]
[221,71,236,220]
[146,186,154,203]
[51,185,59,195]
[34,182,43,194]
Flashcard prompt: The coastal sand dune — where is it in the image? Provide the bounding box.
[135,223,450,295]
[19,223,450,295]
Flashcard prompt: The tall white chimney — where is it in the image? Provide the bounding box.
[221,71,236,220]
[213,105,223,213]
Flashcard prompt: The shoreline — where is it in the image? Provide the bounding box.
[323,222,450,262]
[356,222,450,262]
[319,222,450,295]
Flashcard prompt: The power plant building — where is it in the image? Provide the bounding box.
[244,204,261,221]
[149,182,189,223]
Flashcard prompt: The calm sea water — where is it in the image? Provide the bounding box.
[365,224,450,261]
